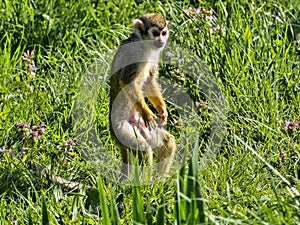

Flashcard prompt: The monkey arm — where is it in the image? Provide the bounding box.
[148,97,167,128]
[144,77,168,128]
[119,79,157,128]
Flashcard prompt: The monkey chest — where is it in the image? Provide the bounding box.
[138,63,158,82]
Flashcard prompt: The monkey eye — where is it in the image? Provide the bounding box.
[162,31,167,36]
[152,31,160,37]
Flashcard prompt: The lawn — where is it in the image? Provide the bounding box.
[0,0,300,224]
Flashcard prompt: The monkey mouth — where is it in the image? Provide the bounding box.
[153,41,164,48]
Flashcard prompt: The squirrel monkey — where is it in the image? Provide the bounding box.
[109,13,176,180]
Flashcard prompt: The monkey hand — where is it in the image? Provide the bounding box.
[141,109,157,129]
[156,106,168,128]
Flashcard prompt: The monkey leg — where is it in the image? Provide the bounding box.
[119,147,131,180]
[148,128,176,176]
[158,132,176,175]
[119,146,153,182]
[114,120,153,179]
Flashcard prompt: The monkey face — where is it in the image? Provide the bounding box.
[149,27,169,48]
[133,13,169,49]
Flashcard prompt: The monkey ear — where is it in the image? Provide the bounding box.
[133,18,145,33]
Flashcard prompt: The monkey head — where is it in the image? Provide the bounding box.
[133,13,169,49]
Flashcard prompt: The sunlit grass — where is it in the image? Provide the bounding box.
[1,0,300,224]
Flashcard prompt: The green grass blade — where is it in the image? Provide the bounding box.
[109,185,121,225]
[195,179,205,224]
[28,211,33,225]
[175,165,186,225]
[97,175,111,225]
[42,196,49,225]
[132,184,145,224]
[156,194,165,225]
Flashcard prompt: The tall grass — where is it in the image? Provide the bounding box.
[1,0,300,224]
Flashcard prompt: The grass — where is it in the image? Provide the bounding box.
[1,0,300,224]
